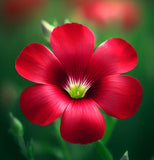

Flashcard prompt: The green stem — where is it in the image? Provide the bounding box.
[102,115,117,145]
[58,134,71,160]
[18,135,29,159]
[54,120,71,160]
[95,141,113,160]
[18,135,34,160]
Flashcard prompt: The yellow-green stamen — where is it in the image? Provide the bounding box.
[66,83,89,99]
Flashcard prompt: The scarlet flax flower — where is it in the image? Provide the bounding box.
[15,23,142,144]
[75,1,140,30]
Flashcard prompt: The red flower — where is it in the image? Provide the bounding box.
[75,1,140,30]
[2,0,46,24]
[15,23,142,144]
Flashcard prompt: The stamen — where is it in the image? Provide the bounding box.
[65,78,90,99]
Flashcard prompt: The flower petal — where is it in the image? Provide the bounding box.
[60,99,105,144]
[20,84,70,126]
[50,23,95,79]
[88,75,142,119]
[85,38,138,81]
[15,43,67,85]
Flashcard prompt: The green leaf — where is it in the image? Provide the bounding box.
[120,151,129,160]
[95,141,113,160]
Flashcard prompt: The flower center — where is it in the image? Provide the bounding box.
[65,82,89,99]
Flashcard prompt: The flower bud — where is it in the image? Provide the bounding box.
[120,151,129,160]
[9,113,24,137]
[41,20,55,38]
[64,18,71,23]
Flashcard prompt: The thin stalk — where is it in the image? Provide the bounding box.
[95,141,113,160]
[58,133,71,160]
[18,135,28,159]
[54,120,71,160]
[18,135,34,160]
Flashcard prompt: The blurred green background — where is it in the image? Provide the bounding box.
[0,0,154,159]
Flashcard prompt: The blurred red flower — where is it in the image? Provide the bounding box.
[74,0,140,30]
[15,23,142,144]
[2,0,46,24]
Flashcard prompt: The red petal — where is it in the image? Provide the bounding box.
[89,75,142,119]
[15,43,67,86]
[20,84,70,126]
[86,38,138,81]
[60,99,105,144]
[50,23,95,80]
